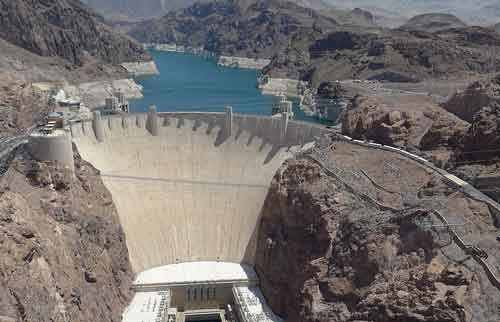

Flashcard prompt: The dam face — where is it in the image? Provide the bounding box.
[70,111,324,273]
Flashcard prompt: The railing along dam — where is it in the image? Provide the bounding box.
[70,108,326,273]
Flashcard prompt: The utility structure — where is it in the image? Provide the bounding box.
[271,94,293,118]
[105,90,129,114]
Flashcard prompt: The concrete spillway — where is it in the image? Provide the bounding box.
[70,111,324,273]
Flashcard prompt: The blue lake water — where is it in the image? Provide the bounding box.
[130,50,317,122]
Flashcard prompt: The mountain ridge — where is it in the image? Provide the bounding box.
[129,0,338,58]
[0,0,150,66]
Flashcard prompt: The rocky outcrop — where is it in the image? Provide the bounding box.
[0,148,134,322]
[255,140,500,322]
[341,94,469,152]
[442,74,500,163]
[341,95,419,147]
[0,0,150,65]
[461,103,500,161]
[0,80,51,138]
[444,75,500,123]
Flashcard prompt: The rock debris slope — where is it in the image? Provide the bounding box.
[255,137,500,322]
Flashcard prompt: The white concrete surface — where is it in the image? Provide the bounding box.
[260,78,306,98]
[134,262,258,287]
[218,56,271,70]
[121,290,171,322]
[63,79,143,109]
[233,286,283,322]
[122,61,159,76]
[71,113,323,273]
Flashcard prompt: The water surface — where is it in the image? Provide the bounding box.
[130,50,317,122]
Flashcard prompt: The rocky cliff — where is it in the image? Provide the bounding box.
[0,79,51,138]
[255,139,500,322]
[340,90,469,165]
[0,0,150,66]
[0,148,134,322]
[444,75,500,123]
[443,75,500,163]
[339,73,500,178]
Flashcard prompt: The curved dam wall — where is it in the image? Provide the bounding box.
[70,110,325,273]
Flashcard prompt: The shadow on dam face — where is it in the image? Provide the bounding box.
[71,112,323,273]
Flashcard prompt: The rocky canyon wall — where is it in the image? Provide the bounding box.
[0,148,134,322]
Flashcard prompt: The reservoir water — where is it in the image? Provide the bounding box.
[130,50,317,122]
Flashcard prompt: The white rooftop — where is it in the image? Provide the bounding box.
[134,262,258,288]
[121,290,171,322]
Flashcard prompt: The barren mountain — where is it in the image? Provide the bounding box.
[322,0,500,27]
[444,75,500,163]
[400,13,467,32]
[129,0,337,58]
[82,0,335,20]
[265,25,500,86]
[81,0,205,20]
[319,7,376,27]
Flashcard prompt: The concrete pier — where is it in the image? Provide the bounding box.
[92,111,104,142]
[225,106,233,138]
[28,130,75,170]
[280,112,289,143]
[146,105,159,136]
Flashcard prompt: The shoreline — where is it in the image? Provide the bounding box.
[122,61,159,76]
[33,78,143,110]
[139,44,327,122]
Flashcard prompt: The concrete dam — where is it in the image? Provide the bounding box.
[57,108,326,322]
[31,106,500,322]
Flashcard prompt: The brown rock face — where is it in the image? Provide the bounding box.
[0,148,134,322]
[443,74,500,163]
[0,81,51,138]
[341,94,469,154]
[462,103,500,161]
[0,0,150,65]
[443,75,500,123]
[255,140,500,322]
